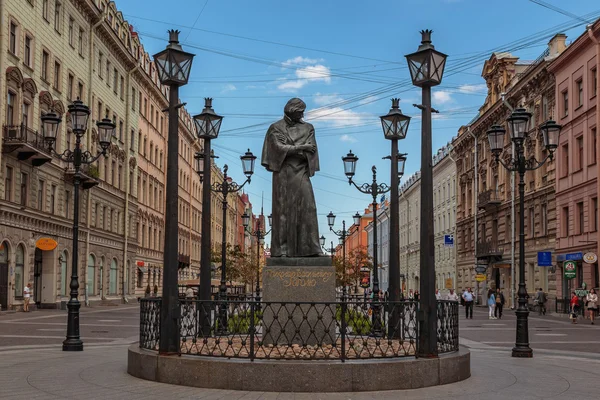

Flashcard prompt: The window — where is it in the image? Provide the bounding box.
[592,67,597,98]
[111,161,116,186]
[150,105,154,125]
[97,100,103,120]
[67,73,74,101]
[131,88,136,111]
[42,50,49,81]
[53,60,61,90]
[42,0,49,20]
[593,197,598,232]
[562,90,568,117]
[561,206,569,237]
[541,203,547,236]
[4,166,13,201]
[68,17,74,46]
[20,173,28,206]
[120,76,125,99]
[14,245,24,299]
[576,79,583,107]
[118,165,122,190]
[6,91,16,124]
[130,129,135,151]
[561,143,569,177]
[113,67,118,92]
[78,82,84,99]
[106,61,111,85]
[54,1,62,31]
[541,94,548,122]
[38,180,45,210]
[50,184,56,214]
[576,136,584,170]
[592,128,597,166]
[144,98,147,117]
[98,52,103,78]
[65,190,70,218]
[78,28,84,56]
[577,201,584,234]
[24,35,32,67]
[9,22,17,55]
[529,207,535,237]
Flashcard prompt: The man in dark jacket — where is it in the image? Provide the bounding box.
[494,288,506,319]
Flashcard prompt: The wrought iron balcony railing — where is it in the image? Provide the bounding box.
[2,124,51,166]
[478,189,501,210]
[475,239,504,258]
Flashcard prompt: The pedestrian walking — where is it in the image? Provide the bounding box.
[408,289,414,300]
[446,289,459,302]
[570,291,580,324]
[462,287,474,319]
[487,289,496,319]
[535,287,547,315]
[586,288,598,325]
[23,283,32,312]
[494,288,505,319]
[414,290,420,301]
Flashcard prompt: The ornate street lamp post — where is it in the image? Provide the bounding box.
[487,110,561,358]
[42,99,115,351]
[326,212,361,301]
[406,29,447,358]
[153,29,195,353]
[342,152,392,337]
[195,149,256,334]
[319,235,335,262]
[193,98,223,334]
[242,211,272,309]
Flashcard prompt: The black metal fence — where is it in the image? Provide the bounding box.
[139,298,459,360]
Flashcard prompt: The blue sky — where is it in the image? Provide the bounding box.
[117,0,600,247]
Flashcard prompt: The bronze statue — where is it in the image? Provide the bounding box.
[261,98,322,257]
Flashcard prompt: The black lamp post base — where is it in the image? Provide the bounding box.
[62,339,83,351]
[511,346,533,358]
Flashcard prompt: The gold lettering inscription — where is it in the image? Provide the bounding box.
[267,269,334,287]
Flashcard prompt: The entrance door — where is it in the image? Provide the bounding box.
[0,263,7,310]
[34,248,43,306]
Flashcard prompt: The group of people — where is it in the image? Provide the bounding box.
[569,289,598,324]
[486,288,506,319]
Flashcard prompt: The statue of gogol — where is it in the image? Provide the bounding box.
[261,98,323,257]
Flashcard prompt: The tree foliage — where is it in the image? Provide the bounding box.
[333,246,373,288]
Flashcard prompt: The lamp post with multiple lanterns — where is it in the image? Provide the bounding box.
[194,150,256,334]
[242,211,272,307]
[42,99,115,351]
[325,212,361,301]
[487,110,561,358]
[405,29,447,357]
[153,29,195,353]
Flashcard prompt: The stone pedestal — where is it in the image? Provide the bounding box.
[262,256,335,345]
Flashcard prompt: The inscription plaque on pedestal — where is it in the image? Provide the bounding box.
[262,257,335,345]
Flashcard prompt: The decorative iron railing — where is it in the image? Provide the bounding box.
[139,298,460,360]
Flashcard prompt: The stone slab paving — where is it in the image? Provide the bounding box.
[1,342,600,399]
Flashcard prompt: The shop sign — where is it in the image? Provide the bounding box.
[445,278,453,289]
[564,260,577,280]
[36,237,58,251]
[360,266,370,289]
[475,274,486,282]
[583,252,598,264]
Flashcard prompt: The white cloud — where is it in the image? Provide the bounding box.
[282,56,323,67]
[433,90,452,104]
[277,56,332,92]
[277,80,307,91]
[313,93,343,106]
[307,93,374,127]
[458,84,487,94]
[221,84,237,93]
[340,134,357,143]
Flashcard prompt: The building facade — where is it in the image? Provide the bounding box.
[452,35,565,308]
[0,0,253,310]
[548,21,600,302]
[399,171,421,294]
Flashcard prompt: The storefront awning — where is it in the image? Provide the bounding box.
[137,266,148,273]
[492,262,511,269]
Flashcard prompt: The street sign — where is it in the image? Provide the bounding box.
[584,252,598,264]
[564,260,577,280]
[475,265,487,274]
[475,274,486,282]
[444,234,454,247]
[537,251,552,267]
[566,252,583,261]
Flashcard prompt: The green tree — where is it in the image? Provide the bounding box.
[334,246,373,289]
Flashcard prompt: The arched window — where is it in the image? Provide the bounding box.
[61,250,68,296]
[109,259,117,295]
[87,254,96,295]
[14,245,25,298]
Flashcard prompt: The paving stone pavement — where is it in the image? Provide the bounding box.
[1,342,600,400]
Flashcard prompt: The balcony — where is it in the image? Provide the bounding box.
[475,239,504,258]
[64,164,99,190]
[478,189,501,210]
[2,124,51,166]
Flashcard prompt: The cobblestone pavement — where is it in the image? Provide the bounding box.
[1,304,600,399]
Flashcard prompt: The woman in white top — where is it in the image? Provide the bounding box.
[586,288,598,325]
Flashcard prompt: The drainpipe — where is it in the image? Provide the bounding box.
[122,64,140,303]
[589,26,600,293]
[468,127,479,303]
[84,10,107,307]
[0,0,6,196]
[501,93,516,308]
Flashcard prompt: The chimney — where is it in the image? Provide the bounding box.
[548,33,567,58]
